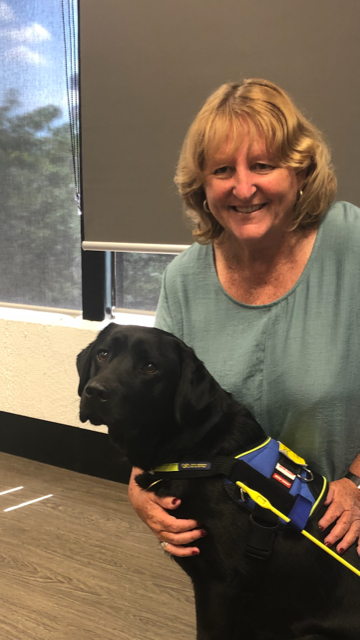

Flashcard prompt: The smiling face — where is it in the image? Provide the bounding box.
[204,128,305,249]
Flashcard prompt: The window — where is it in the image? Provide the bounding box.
[0,1,179,319]
[0,0,81,311]
[115,253,175,313]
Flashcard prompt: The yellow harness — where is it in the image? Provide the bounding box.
[152,438,360,578]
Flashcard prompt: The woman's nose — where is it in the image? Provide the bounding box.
[232,171,256,200]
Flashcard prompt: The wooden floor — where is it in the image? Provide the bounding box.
[0,452,195,640]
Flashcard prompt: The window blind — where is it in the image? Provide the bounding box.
[79,0,360,253]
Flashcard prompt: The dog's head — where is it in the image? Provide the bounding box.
[77,323,227,469]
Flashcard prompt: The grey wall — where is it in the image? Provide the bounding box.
[80,0,360,249]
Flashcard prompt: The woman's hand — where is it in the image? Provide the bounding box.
[318,478,360,554]
[128,468,206,557]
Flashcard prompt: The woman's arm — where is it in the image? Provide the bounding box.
[318,453,360,554]
[128,467,206,557]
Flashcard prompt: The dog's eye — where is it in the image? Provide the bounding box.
[97,349,109,362]
[142,363,158,374]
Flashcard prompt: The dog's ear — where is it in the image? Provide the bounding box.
[174,343,222,426]
[76,343,94,397]
[76,322,119,396]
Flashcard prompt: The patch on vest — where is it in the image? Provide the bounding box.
[278,442,306,466]
[272,472,292,489]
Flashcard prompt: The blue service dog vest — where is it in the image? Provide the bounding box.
[229,437,327,530]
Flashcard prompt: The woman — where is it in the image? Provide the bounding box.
[129,78,360,558]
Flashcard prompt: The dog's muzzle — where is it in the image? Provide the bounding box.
[80,381,115,425]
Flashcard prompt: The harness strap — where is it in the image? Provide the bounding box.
[154,456,313,527]
[288,494,314,532]
[154,455,237,478]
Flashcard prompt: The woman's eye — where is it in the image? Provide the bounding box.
[213,166,231,176]
[142,363,158,374]
[252,163,274,172]
[97,349,109,362]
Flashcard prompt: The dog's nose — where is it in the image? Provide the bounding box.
[85,381,111,402]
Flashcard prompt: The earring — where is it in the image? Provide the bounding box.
[203,199,211,213]
[298,189,304,197]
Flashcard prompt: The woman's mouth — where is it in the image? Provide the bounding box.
[231,203,266,214]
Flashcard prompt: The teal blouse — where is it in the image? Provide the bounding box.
[155,201,360,481]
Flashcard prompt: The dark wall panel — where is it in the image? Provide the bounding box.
[0,412,131,484]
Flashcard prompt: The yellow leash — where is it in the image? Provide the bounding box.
[236,480,360,578]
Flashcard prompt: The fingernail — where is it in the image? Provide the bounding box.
[171,498,180,506]
[325,542,331,547]
[200,529,207,537]
[338,547,344,555]
[191,550,200,556]
[318,524,324,531]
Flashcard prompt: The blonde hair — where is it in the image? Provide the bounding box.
[175,78,337,243]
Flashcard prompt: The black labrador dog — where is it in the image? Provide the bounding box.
[77,323,360,640]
